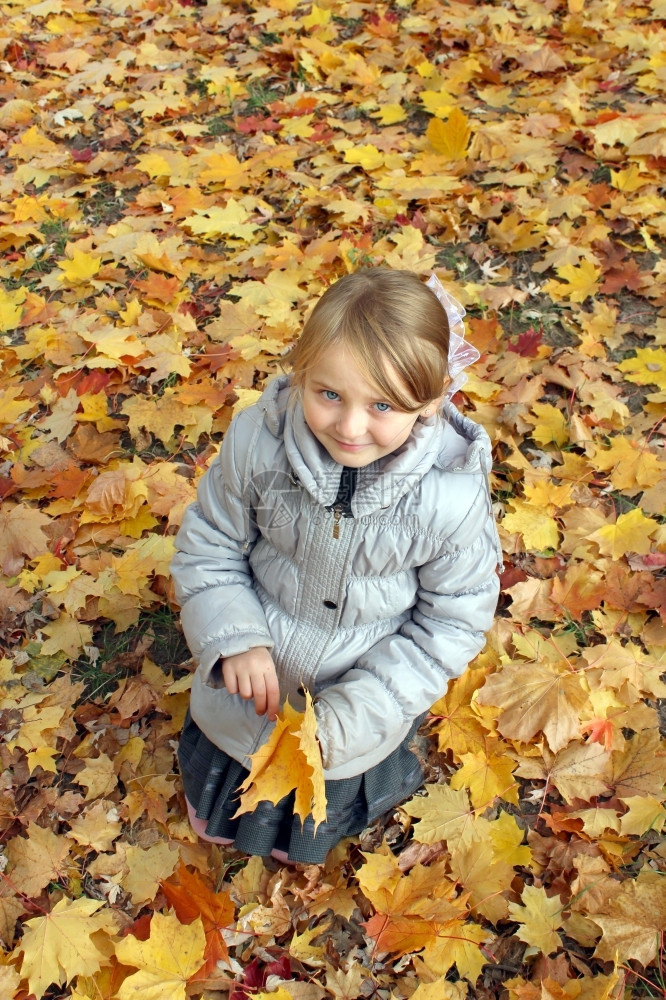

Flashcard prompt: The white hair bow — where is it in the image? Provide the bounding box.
[426,273,480,398]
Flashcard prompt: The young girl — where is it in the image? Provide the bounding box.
[172,269,502,864]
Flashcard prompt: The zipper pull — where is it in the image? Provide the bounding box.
[332,507,342,539]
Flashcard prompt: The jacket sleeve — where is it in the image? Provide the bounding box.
[314,482,500,774]
[170,409,273,682]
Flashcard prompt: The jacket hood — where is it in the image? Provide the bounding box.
[256,375,492,515]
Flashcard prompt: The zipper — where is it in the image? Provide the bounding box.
[332,506,342,539]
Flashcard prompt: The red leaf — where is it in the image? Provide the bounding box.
[508,326,543,357]
[235,115,280,134]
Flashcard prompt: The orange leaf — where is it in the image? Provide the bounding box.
[162,862,234,978]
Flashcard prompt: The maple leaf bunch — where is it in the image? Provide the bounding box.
[234,690,327,830]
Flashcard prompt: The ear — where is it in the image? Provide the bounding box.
[420,390,445,417]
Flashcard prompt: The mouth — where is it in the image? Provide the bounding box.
[332,439,368,451]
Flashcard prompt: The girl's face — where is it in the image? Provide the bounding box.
[301,344,436,467]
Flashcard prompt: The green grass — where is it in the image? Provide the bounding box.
[72,607,190,701]
[245,81,280,109]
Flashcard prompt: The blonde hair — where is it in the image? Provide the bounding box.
[287,269,450,412]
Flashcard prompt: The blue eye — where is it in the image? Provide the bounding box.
[374,401,391,412]
[323,390,339,401]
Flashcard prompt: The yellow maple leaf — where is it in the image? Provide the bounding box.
[618,795,666,836]
[0,386,33,427]
[115,911,206,1000]
[450,742,519,808]
[372,103,407,125]
[121,842,179,905]
[426,108,471,160]
[74,751,117,801]
[57,249,102,285]
[344,144,385,171]
[508,884,563,956]
[232,387,263,413]
[419,87,456,117]
[122,390,212,446]
[19,896,112,998]
[40,616,94,659]
[618,347,666,390]
[502,499,560,552]
[66,800,123,852]
[77,325,146,364]
[111,534,174,596]
[288,923,327,966]
[591,436,665,490]
[570,805,621,838]
[355,849,403,910]
[135,333,192,383]
[429,669,489,759]
[422,918,489,984]
[526,402,569,447]
[610,162,649,192]
[181,200,260,241]
[589,507,658,559]
[489,811,532,867]
[556,259,602,301]
[0,286,27,332]
[448,817,514,923]
[402,783,474,844]
[411,978,471,1000]
[27,746,59,774]
[198,150,247,189]
[516,740,611,804]
[361,856,462,954]
[135,152,173,179]
[303,4,331,28]
[234,691,327,830]
[0,503,50,575]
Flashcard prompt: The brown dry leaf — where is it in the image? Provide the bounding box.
[476,662,589,752]
[516,741,611,804]
[610,729,666,799]
[590,870,666,966]
[5,822,71,897]
[0,504,51,575]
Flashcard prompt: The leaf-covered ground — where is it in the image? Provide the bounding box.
[1,0,666,998]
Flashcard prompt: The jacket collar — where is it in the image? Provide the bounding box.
[258,375,491,515]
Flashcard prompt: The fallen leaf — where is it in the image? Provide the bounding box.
[115,911,206,1000]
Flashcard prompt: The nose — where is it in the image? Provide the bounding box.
[336,406,366,440]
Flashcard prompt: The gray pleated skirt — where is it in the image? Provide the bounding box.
[178,710,425,864]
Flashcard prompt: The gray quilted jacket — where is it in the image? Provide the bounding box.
[171,375,502,779]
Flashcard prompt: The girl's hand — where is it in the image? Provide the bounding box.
[221,648,280,721]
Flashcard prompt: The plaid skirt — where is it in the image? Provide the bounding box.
[178,710,425,864]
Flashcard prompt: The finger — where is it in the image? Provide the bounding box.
[265,672,280,721]
[237,671,254,701]
[253,677,268,716]
[221,661,239,695]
